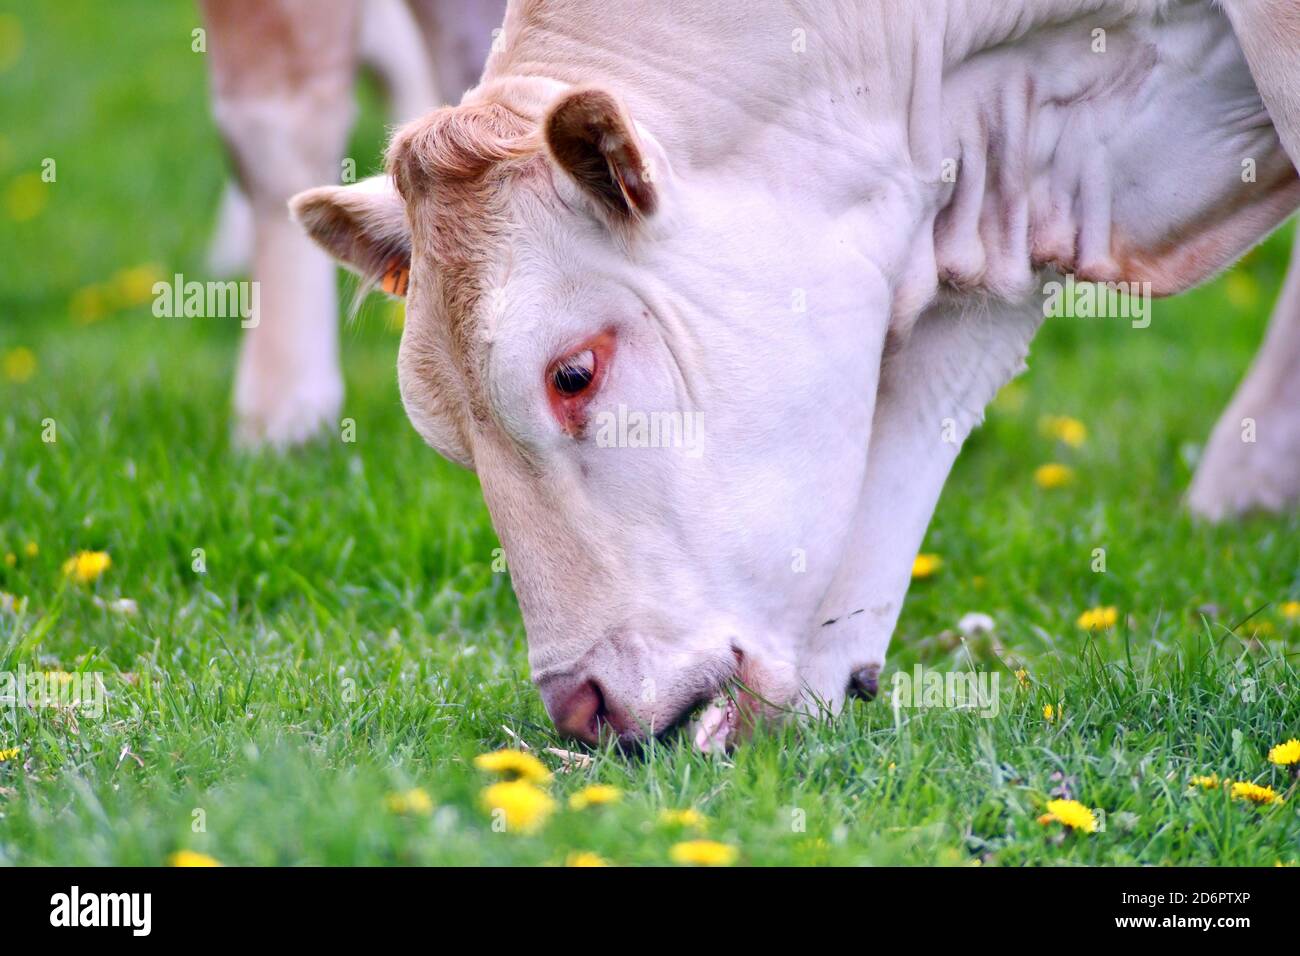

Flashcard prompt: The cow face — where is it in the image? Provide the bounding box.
[293,88,893,743]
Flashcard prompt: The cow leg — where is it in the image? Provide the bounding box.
[1188,239,1300,519]
[1219,0,1300,170]
[206,0,434,284]
[360,0,441,121]
[201,0,362,448]
[404,0,505,103]
[207,181,253,278]
[801,301,1044,712]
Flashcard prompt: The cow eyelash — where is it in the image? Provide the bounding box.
[550,349,597,396]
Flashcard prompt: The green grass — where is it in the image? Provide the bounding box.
[1,1,1299,866]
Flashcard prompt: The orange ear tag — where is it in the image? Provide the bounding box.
[381,263,409,296]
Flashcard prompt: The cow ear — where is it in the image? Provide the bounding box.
[544,87,659,219]
[290,176,412,297]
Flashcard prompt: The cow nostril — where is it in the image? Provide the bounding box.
[552,679,608,744]
[586,681,608,738]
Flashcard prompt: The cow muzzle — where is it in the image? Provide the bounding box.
[536,670,708,746]
[535,643,797,748]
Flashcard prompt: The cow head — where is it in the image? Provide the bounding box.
[292,85,892,744]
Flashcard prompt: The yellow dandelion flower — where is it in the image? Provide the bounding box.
[2,346,36,383]
[70,284,109,324]
[911,553,942,579]
[1280,601,1300,622]
[1230,781,1282,805]
[62,550,111,584]
[1224,271,1259,310]
[473,748,552,784]
[569,784,622,810]
[1039,415,1087,448]
[669,839,739,867]
[1034,462,1075,489]
[565,851,610,867]
[4,172,47,223]
[481,780,557,833]
[0,14,22,73]
[1189,774,1221,790]
[385,787,433,815]
[22,541,37,558]
[1267,739,1300,768]
[1077,606,1118,631]
[1043,703,1056,721]
[110,264,165,307]
[0,746,20,762]
[1037,799,1098,833]
[0,592,27,614]
[168,850,222,867]
[1014,668,1029,689]
[659,808,708,829]
[4,552,15,567]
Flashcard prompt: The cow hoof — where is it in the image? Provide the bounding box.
[1188,436,1300,521]
[1188,390,1300,521]
[234,379,343,450]
[848,663,881,701]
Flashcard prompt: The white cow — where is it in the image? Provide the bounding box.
[292,0,1300,747]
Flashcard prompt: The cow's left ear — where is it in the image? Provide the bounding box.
[544,87,660,219]
[290,176,412,297]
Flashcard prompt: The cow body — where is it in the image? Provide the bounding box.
[293,0,1300,745]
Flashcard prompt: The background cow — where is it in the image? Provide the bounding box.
[198,0,505,446]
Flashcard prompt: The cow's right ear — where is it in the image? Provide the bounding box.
[290,176,412,296]
[544,87,661,220]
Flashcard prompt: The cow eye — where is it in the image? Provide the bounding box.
[550,349,596,396]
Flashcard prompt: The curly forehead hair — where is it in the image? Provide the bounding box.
[386,101,542,262]
[386,100,548,437]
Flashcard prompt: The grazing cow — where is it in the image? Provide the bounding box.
[292,0,1300,747]
[199,0,505,446]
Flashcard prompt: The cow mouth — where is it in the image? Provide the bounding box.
[589,647,771,754]
[617,647,741,745]
[690,647,762,753]
[609,647,749,753]
[692,696,741,753]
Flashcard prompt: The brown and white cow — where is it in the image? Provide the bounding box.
[291,0,1300,747]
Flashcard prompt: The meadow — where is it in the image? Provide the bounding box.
[0,2,1297,866]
